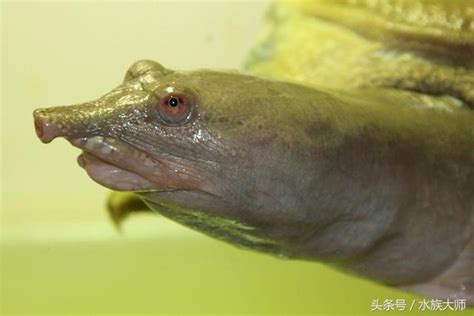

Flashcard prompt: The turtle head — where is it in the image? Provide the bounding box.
[33,60,325,254]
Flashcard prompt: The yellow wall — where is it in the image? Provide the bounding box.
[2,0,269,228]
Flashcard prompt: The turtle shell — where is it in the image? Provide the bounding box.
[294,0,474,59]
[246,0,474,108]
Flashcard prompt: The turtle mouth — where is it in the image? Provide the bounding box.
[70,136,170,192]
[76,151,158,191]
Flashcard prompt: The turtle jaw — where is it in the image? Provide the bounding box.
[69,136,199,193]
[76,151,159,192]
[70,136,162,192]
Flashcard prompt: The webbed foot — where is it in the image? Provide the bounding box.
[106,192,154,230]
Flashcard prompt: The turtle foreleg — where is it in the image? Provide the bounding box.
[106,191,154,229]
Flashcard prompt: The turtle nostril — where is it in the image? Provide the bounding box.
[33,109,57,143]
[34,118,44,138]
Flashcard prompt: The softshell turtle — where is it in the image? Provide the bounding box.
[33,0,473,305]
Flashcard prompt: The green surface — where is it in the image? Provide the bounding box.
[2,217,473,315]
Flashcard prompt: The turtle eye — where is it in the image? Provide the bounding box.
[157,92,194,126]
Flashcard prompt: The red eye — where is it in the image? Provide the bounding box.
[157,92,194,125]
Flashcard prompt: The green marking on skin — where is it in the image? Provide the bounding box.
[157,201,281,247]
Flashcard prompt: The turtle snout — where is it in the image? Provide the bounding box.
[33,108,67,143]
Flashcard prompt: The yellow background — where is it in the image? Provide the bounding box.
[1,1,471,315]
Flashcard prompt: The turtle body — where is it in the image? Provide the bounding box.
[246,0,474,304]
[104,0,474,305]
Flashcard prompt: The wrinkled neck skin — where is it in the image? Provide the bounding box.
[140,84,474,287]
[34,62,474,291]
